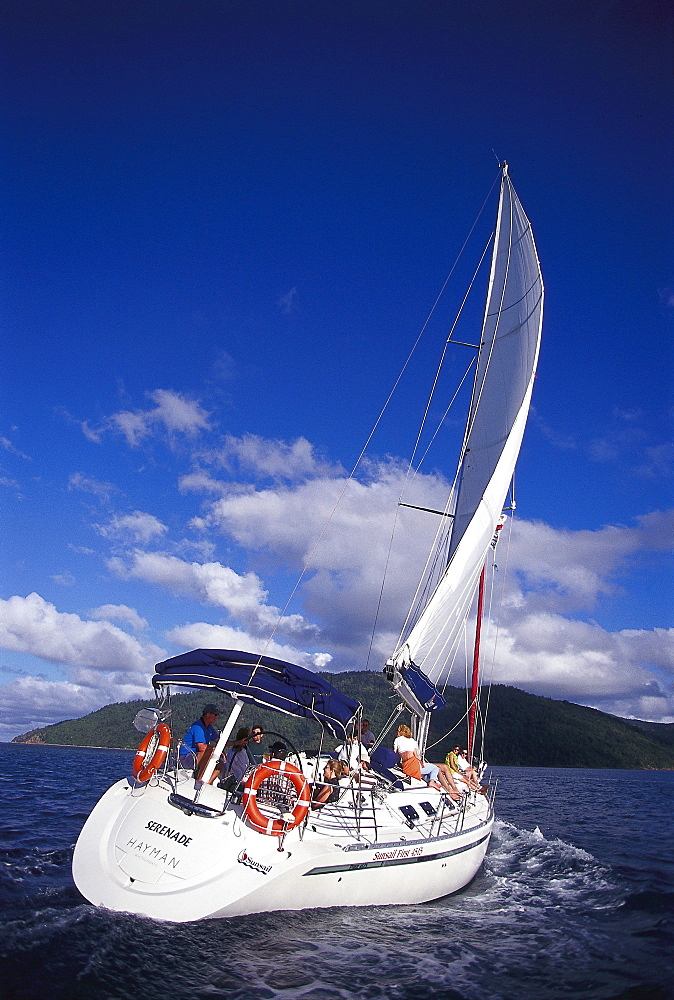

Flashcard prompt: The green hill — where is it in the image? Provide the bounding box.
[11,671,674,770]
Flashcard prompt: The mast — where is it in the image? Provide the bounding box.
[467,562,486,760]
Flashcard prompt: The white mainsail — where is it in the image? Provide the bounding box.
[391,165,543,691]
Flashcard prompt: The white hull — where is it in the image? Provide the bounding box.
[73,767,493,922]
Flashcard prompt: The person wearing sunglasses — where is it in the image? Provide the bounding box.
[246,725,266,764]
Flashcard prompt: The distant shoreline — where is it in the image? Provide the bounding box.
[6,741,133,750]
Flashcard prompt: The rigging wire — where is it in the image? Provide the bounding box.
[478,508,516,763]
[255,176,500,671]
[391,232,496,652]
[364,354,475,670]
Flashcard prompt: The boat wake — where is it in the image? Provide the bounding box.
[3,818,662,1000]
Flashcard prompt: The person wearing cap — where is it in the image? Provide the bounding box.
[180,704,221,774]
[268,741,287,760]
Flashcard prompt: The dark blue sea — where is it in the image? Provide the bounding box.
[1,744,672,1000]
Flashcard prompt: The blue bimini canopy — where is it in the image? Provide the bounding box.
[153,648,361,740]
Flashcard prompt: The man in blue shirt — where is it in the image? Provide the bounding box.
[180,704,221,774]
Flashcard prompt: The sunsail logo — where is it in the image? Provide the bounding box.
[238,850,272,874]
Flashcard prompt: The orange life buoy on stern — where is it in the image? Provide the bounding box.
[242,760,310,836]
[133,723,171,783]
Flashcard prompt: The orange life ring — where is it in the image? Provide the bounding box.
[133,724,171,783]
[242,760,310,836]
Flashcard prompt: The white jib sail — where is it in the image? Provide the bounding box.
[392,166,544,689]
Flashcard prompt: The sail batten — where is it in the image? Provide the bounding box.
[391,168,543,690]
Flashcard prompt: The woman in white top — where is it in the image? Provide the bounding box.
[393,724,422,780]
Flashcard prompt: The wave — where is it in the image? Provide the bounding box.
[0,818,672,1000]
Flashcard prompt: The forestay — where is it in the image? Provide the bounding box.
[392,166,543,689]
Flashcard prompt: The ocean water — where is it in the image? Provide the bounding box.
[1,744,672,1000]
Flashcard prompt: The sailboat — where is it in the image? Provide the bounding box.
[72,164,543,921]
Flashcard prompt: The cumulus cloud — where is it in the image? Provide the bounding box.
[97,510,168,544]
[199,458,455,646]
[187,455,674,718]
[507,510,674,611]
[483,615,674,722]
[78,389,211,448]
[0,593,164,675]
[0,674,154,742]
[111,389,211,446]
[9,395,674,732]
[108,550,317,639]
[165,621,331,671]
[180,471,233,496]
[187,433,341,486]
[0,593,166,738]
[89,604,149,632]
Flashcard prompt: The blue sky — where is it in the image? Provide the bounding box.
[1,1,672,740]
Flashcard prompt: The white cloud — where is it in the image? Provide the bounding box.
[108,550,317,639]
[97,510,168,544]
[483,615,674,722]
[0,593,164,676]
[187,433,341,485]
[0,674,155,742]
[279,286,298,313]
[78,389,212,447]
[200,458,455,648]
[110,389,211,446]
[180,470,233,496]
[1,436,31,460]
[165,621,331,671]
[51,571,76,586]
[89,604,149,632]
[69,472,118,501]
[507,510,674,611]
[191,458,674,718]
[0,594,166,740]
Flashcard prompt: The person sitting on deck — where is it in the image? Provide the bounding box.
[459,748,481,786]
[393,725,422,781]
[446,745,481,792]
[221,727,253,785]
[268,741,288,761]
[246,725,267,764]
[357,719,376,748]
[311,759,341,808]
[420,760,462,801]
[353,758,378,791]
[335,737,370,769]
[180,704,221,780]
